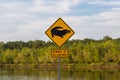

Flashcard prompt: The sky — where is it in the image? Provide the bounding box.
[0,0,120,42]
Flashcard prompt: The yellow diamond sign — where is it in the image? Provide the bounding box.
[45,18,74,47]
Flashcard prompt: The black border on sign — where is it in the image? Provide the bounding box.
[45,18,75,47]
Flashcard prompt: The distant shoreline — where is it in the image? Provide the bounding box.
[0,63,120,69]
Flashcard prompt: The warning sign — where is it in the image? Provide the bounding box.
[45,18,74,47]
[51,49,68,58]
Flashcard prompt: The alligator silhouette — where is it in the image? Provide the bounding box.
[51,26,70,38]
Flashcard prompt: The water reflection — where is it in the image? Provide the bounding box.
[0,68,120,80]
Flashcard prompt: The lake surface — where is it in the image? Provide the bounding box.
[0,67,120,80]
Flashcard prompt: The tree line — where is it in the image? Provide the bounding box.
[0,36,120,65]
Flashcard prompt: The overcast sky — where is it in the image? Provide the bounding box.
[0,0,120,42]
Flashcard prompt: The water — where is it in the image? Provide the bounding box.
[0,68,120,80]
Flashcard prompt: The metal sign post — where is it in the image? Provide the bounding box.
[58,58,61,80]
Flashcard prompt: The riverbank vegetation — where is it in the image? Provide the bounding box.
[0,36,120,68]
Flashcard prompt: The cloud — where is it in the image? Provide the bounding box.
[0,0,83,41]
[63,8,120,39]
[89,1,120,5]
[0,0,82,26]
[0,0,120,42]
[31,0,82,13]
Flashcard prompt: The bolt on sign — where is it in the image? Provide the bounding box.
[51,49,68,58]
[45,18,75,47]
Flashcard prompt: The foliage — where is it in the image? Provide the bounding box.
[0,36,120,66]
